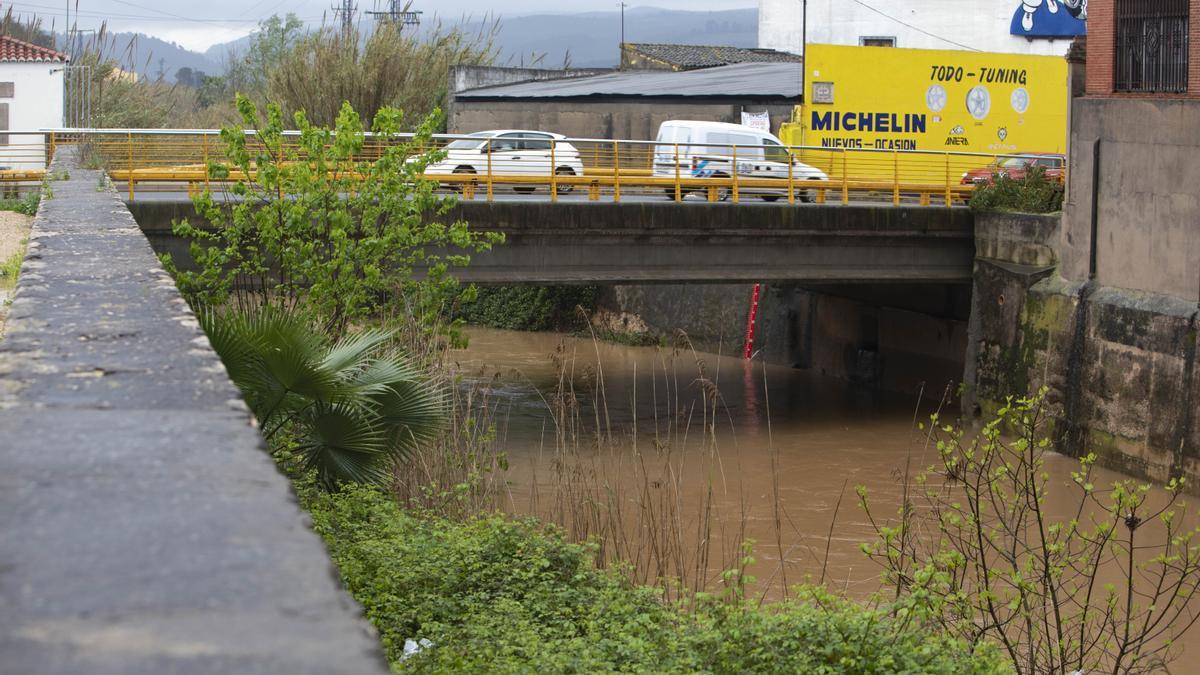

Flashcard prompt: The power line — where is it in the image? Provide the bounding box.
[846,0,981,52]
[365,0,420,28]
[331,0,355,38]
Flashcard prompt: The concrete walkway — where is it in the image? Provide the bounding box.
[0,150,388,673]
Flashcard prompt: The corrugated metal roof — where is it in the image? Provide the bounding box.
[455,62,803,100]
[626,43,803,70]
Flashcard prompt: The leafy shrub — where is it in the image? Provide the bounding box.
[0,191,39,216]
[302,481,1010,674]
[968,164,1063,214]
[859,389,1200,674]
[166,95,502,343]
[457,285,598,332]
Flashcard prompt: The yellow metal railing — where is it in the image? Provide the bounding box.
[35,129,1065,206]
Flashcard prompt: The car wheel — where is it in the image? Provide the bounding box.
[554,167,575,195]
[450,165,476,193]
[711,172,731,202]
[761,195,781,202]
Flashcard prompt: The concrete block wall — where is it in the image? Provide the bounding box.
[1061,97,1200,303]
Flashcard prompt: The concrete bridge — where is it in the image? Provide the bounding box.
[129,198,975,285]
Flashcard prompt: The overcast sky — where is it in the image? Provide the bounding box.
[16,0,756,51]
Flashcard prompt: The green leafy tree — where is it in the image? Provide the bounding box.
[858,389,1200,674]
[200,305,444,488]
[222,14,305,101]
[166,94,502,342]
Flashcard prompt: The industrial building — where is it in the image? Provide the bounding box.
[448,61,802,140]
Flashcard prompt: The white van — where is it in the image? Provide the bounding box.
[652,120,827,202]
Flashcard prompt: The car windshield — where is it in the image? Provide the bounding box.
[445,133,493,150]
[994,157,1031,168]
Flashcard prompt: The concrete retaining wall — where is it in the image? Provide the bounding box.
[0,150,389,673]
[1062,98,1200,303]
[967,210,1200,486]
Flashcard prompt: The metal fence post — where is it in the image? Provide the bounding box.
[674,143,681,202]
[613,141,621,203]
[841,150,849,204]
[944,152,952,206]
[202,133,210,194]
[486,138,494,201]
[550,139,557,203]
[787,148,795,205]
[127,132,134,201]
[731,144,739,203]
[892,150,900,206]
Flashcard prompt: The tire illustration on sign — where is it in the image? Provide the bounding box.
[1011,87,1030,114]
[966,86,991,120]
[926,84,948,112]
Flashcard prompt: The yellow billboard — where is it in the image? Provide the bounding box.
[799,43,1068,156]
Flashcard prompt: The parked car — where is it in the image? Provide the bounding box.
[960,153,1065,185]
[423,130,586,194]
[651,120,828,202]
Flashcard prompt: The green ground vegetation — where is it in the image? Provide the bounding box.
[301,479,1009,674]
[456,285,599,332]
[0,192,39,217]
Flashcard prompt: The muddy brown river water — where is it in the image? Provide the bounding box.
[453,327,1200,671]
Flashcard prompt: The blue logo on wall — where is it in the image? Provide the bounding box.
[1011,0,1087,38]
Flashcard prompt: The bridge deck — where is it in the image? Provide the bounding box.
[129,198,976,285]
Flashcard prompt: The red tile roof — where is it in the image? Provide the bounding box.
[0,36,68,63]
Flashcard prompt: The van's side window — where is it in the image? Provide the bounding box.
[763,139,789,163]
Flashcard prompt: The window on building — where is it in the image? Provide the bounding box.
[859,36,896,47]
[1115,0,1190,93]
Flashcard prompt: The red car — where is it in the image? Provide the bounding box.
[961,153,1065,185]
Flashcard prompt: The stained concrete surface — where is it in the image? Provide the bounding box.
[0,150,388,673]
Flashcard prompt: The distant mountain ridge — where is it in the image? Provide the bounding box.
[61,32,222,79]
[466,7,759,68]
[90,7,759,83]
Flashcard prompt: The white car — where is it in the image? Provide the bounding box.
[652,120,828,202]
[423,130,586,194]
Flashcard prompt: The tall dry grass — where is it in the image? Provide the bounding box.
[267,19,498,129]
[393,324,809,604]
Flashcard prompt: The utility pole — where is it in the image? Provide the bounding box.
[332,0,357,40]
[800,0,807,67]
[366,0,421,29]
[620,2,627,45]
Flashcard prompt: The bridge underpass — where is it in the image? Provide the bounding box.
[127,196,977,396]
[127,198,976,285]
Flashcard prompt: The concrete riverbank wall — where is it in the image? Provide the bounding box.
[965,211,1200,485]
[0,149,389,673]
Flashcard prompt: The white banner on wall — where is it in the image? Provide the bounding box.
[740,111,770,132]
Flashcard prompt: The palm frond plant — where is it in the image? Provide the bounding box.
[200,305,445,488]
